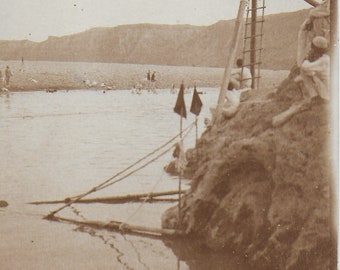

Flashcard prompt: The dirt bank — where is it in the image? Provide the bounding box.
[0,60,288,91]
[162,66,335,270]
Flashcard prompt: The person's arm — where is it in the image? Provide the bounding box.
[301,54,329,72]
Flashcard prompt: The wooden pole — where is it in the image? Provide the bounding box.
[195,116,198,144]
[215,0,248,124]
[250,0,257,89]
[329,0,338,268]
[53,216,184,237]
[178,110,183,227]
[29,190,186,205]
[303,0,319,7]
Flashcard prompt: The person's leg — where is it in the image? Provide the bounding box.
[222,105,238,118]
[229,77,240,90]
[300,72,318,100]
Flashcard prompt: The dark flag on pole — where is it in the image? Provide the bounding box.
[190,86,203,116]
[173,83,187,118]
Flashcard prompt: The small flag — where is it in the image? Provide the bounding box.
[173,83,187,118]
[190,86,203,116]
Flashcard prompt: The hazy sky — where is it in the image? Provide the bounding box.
[0,0,312,42]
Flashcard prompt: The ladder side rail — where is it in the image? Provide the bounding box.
[241,6,251,87]
[250,0,258,89]
[257,0,265,89]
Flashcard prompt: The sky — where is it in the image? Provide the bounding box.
[0,0,312,42]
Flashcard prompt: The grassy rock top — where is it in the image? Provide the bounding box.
[162,67,334,270]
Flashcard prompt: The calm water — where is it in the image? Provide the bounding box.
[0,89,248,270]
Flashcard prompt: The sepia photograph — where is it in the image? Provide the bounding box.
[0,0,338,269]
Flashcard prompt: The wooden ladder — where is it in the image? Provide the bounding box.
[241,0,266,89]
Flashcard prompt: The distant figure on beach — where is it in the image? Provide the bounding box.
[146,70,151,81]
[21,56,24,64]
[170,83,177,94]
[5,66,13,86]
[230,58,252,89]
[151,72,156,82]
[0,70,3,89]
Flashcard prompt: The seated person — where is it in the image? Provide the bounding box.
[230,58,252,89]
[205,59,252,127]
[207,82,251,126]
[272,36,330,127]
[295,36,330,101]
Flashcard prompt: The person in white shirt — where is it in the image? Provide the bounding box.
[206,59,252,127]
[295,36,330,100]
[272,36,330,127]
[230,58,252,90]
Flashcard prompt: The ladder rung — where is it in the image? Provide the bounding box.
[247,6,266,12]
[243,48,263,53]
[244,34,264,40]
[240,76,261,82]
[245,20,265,25]
[240,78,252,81]
[239,76,261,82]
[242,62,262,67]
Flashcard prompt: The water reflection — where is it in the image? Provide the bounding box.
[163,237,252,270]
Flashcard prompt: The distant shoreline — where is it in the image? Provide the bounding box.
[0,60,289,92]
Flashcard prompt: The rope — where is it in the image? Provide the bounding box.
[119,171,166,230]
[98,124,194,191]
[46,121,195,218]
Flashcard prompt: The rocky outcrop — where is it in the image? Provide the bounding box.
[0,10,308,70]
[162,67,335,270]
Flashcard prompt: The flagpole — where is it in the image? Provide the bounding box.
[173,82,188,228]
[178,109,183,227]
[195,116,198,144]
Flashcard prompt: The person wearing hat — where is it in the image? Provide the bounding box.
[296,35,330,100]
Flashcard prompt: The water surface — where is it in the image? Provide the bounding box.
[0,89,249,270]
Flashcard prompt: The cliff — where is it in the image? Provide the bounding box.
[0,10,309,70]
[162,66,335,269]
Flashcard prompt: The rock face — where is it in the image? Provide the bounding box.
[0,10,308,70]
[162,68,335,270]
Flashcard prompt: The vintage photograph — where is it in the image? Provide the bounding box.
[0,0,338,269]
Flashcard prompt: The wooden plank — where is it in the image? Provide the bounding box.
[49,216,184,237]
[215,0,248,123]
[29,190,186,205]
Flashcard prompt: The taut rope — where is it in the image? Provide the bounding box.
[45,121,195,219]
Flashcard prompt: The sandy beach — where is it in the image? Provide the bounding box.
[0,60,289,92]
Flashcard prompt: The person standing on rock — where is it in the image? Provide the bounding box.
[5,66,13,86]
